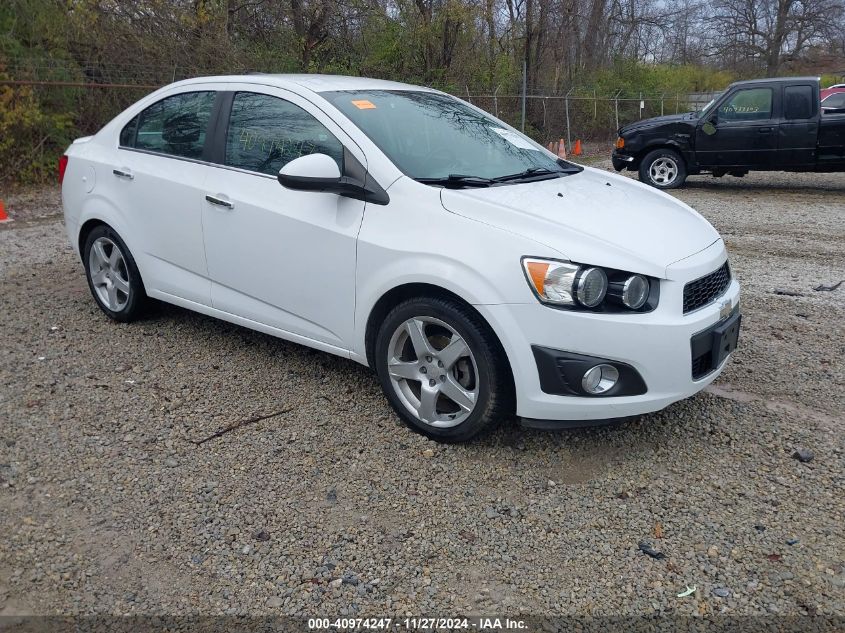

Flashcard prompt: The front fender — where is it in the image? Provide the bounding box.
[351,177,552,362]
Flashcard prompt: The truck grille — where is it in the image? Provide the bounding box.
[683,262,731,314]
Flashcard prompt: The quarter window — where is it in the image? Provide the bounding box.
[784,86,813,120]
[719,88,773,121]
[224,92,343,176]
[122,91,215,159]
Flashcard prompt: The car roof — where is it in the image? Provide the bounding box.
[728,76,819,88]
[170,73,435,94]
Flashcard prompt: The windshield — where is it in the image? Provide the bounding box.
[322,90,573,183]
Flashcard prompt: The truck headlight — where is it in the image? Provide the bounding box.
[522,258,657,312]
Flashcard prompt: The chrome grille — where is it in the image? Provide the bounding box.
[683,262,731,314]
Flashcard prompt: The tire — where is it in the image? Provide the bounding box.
[82,225,148,322]
[638,148,687,189]
[374,296,514,443]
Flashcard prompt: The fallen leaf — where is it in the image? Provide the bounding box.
[767,553,782,562]
[654,522,664,539]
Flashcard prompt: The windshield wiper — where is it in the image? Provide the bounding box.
[491,167,566,183]
[416,174,494,188]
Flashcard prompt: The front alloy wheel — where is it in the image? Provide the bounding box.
[649,157,678,186]
[386,316,479,427]
[639,148,687,189]
[375,297,513,442]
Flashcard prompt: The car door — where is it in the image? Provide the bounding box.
[201,87,366,351]
[695,87,777,168]
[116,89,217,305]
[779,84,818,167]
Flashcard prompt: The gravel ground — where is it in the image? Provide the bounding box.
[0,171,843,620]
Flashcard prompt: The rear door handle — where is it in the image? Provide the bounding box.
[112,168,134,180]
[205,194,234,210]
[758,127,773,133]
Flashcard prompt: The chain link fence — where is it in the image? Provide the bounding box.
[2,57,720,167]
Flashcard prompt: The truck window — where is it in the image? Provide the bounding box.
[719,88,773,122]
[822,93,845,109]
[784,86,813,120]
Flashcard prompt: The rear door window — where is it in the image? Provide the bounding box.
[784,86,814,120]
[719,88,773,121]
[223,92,344,176]
[123,91,216,159]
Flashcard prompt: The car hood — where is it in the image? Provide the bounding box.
[439,167,721,278]
[619,112,696,134]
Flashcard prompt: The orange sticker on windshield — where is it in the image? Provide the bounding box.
[351,100,376,109]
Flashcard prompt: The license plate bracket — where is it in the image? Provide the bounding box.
[710,312,741,368]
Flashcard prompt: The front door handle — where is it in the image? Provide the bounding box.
[112,168,134,180]
[758,127,773,133]
[205,194,234,210]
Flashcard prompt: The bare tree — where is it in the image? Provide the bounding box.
[711,0,844,76]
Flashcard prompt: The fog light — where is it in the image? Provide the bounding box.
[581,364,619,394]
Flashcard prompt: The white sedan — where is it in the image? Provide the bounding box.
[60,74,741,442]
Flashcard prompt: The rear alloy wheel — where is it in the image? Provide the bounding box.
[375,297,513,442]
[83,225,147,322]
[639,148,687,189]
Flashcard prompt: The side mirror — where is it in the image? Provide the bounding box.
[278,153,342,191]
[702,120,717,136]
[277,153,390,205]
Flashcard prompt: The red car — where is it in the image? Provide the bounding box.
[820,84,845,100]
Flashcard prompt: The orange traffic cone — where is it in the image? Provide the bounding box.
[574,139,583,156]
[557,138,567,159]
[547,142,554,152]
[0,200,9,223]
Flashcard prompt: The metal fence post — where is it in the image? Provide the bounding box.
[614,90,620,131]
[564,87,572,153]
[542,97,547,140]
[521,60,527,132]
[493,85,499,118]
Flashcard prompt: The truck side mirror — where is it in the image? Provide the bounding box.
[702,120,717,136]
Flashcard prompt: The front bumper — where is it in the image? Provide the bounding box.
[475,243,740,422]
[612,150,636,171]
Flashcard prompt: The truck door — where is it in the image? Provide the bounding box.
[779,84,817,167]
[695,87,777,168]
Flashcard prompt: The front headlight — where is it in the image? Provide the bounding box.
[522,258,657,312]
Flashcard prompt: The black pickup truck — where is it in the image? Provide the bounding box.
[611,77,845,188]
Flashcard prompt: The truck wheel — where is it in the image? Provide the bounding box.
[639,149,687,189]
